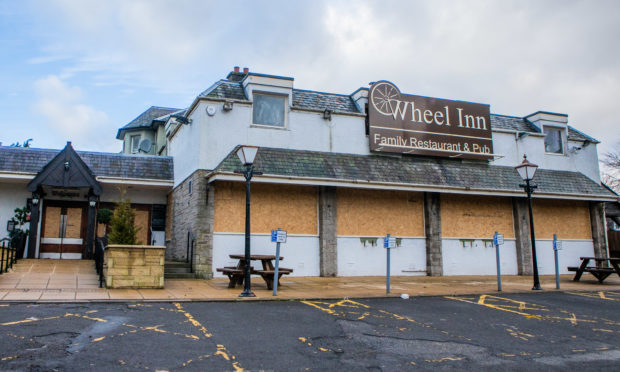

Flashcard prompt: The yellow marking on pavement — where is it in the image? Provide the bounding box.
[596,347,610,351]
[299,337,307,342]
[593,328,614,333]
[119,360,126,365]
[0,304,8,307]
[500,353,516,357]
[172,304,243,371]
[572,349,586,353]
[568,313,578,326]
[506,328,534,341]
[1,355,17,361]
[85,310,98,313]
[425,356,464,363]
[173,303,212,338]
[64,313,107,322]
[410,361,416,365]
[448,296,541,318]
[1,316,60,326]
[566,291,620,301]
[155,370,169,372]
[6,332,25,340]
[92,336,105,342]
[318,347,331,352]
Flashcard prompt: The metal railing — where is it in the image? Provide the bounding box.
[94,237,107,288]
[0,238,18,274]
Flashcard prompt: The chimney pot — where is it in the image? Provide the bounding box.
[234,66,240,73]
[243,67,249,74]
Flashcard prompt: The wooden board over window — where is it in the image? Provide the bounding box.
[337,189,424,237]
[214,182,318,234]
[533,199,591,240]
[441,194,515,239]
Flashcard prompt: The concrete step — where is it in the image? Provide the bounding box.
[165,267,193,274]
[164,261,191,268]
[165,273,199,279]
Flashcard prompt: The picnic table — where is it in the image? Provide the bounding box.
[568,257,620,283]
[216,254,293,290]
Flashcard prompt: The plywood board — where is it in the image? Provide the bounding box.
[441,194,515,239]
[337,189,424,237]
[43,207,61,238]
[134,209,150,245]
[214,181,318,234]
[65,208,82,239]
[533,199,591,240]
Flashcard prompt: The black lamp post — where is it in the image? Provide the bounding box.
[515,155,542,290]
[235,145,261,297]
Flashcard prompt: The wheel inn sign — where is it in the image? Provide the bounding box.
[368,81,493,160]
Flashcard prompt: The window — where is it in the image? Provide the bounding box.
[188,179,193,195]
[543,127,563,154]
[130,135,141,153]
[253,94,285,127]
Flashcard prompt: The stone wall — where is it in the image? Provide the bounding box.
[104,245,165,288]
[169,169,213,278]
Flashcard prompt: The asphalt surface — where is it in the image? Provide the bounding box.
[0,291,618,371]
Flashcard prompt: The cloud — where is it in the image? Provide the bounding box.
[33,75,115,151]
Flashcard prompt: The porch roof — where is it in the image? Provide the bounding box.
[0,146,173,182]
[211,146,616,201]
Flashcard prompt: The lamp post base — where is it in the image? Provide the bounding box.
[532,285,542,291]
[239,290,256,297]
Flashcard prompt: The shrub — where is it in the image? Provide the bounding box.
[107,199,141,245]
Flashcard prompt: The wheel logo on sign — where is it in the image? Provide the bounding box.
[370,81,401,116]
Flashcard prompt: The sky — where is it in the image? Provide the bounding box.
[1,0,619,160]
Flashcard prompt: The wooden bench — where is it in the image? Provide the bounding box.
[254,268,293,290]
[216,266,254,288]
[568,257,620,284]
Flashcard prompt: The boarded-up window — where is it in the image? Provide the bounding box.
[441,195,515,239]
[533,199,591,240]
[214,182,317,234]
[337,189,424,237]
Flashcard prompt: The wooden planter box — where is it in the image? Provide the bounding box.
[104,245,165,288]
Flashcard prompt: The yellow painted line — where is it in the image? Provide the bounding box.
[1,316,61,326]
[92,336,105,343]
[425,356,464,363]
[447,296,541,319]
[173,303,244,372]
[566,291,620,302]
[173,303,212,338]
[64,313,107,322]
[592,328,614,333]
[1,355,17,361]
[0,304,9,307]
[85,310,98,313]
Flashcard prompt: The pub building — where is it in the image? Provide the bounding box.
[0,67,616,280]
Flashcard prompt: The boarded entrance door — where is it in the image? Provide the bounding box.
[40,204,85,259]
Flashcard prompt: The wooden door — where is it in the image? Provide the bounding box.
[40,204,86,259]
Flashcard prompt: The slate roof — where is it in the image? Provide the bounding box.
[116,106,181,139]
[214,146,615,200]
[199,81,247,101]
[0,146,173,182]
[292,89,360,113]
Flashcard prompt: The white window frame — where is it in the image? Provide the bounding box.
[130,134,141,154]
[543,126,565,155]
[251,92,288,129]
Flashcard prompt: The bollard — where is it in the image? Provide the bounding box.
[553,234,560,289]
[494,232,503,291]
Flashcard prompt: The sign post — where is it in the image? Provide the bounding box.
[271,228,287,296]
[384,234,396,294]
[553,234,562,289]
[493,232,504,291]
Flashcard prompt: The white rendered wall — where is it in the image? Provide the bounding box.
[442,238,518,276]
[168,107,203,186]
[212,233,320,277]
[99,185,168,204]
[0,181,31,240]
[533,239,594,275]
[490,132,601,182]
[337,237,426,276]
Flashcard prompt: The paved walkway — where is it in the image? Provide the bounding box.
[1,259,619,302]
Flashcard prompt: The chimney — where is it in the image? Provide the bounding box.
[234,66,240,73]
[243,67,249,74]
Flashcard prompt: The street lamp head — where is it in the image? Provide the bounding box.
[515,154,538,181]
[236,145,259,166]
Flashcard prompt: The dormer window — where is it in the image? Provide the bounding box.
[253,93,286,127]
[543,127,563,154]
[130,135,141,154]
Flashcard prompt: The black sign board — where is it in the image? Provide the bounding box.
[368,81,493,160]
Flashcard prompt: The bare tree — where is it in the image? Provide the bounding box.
[601,143,620,193]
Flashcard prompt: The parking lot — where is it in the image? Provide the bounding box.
[0,291,618,371]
